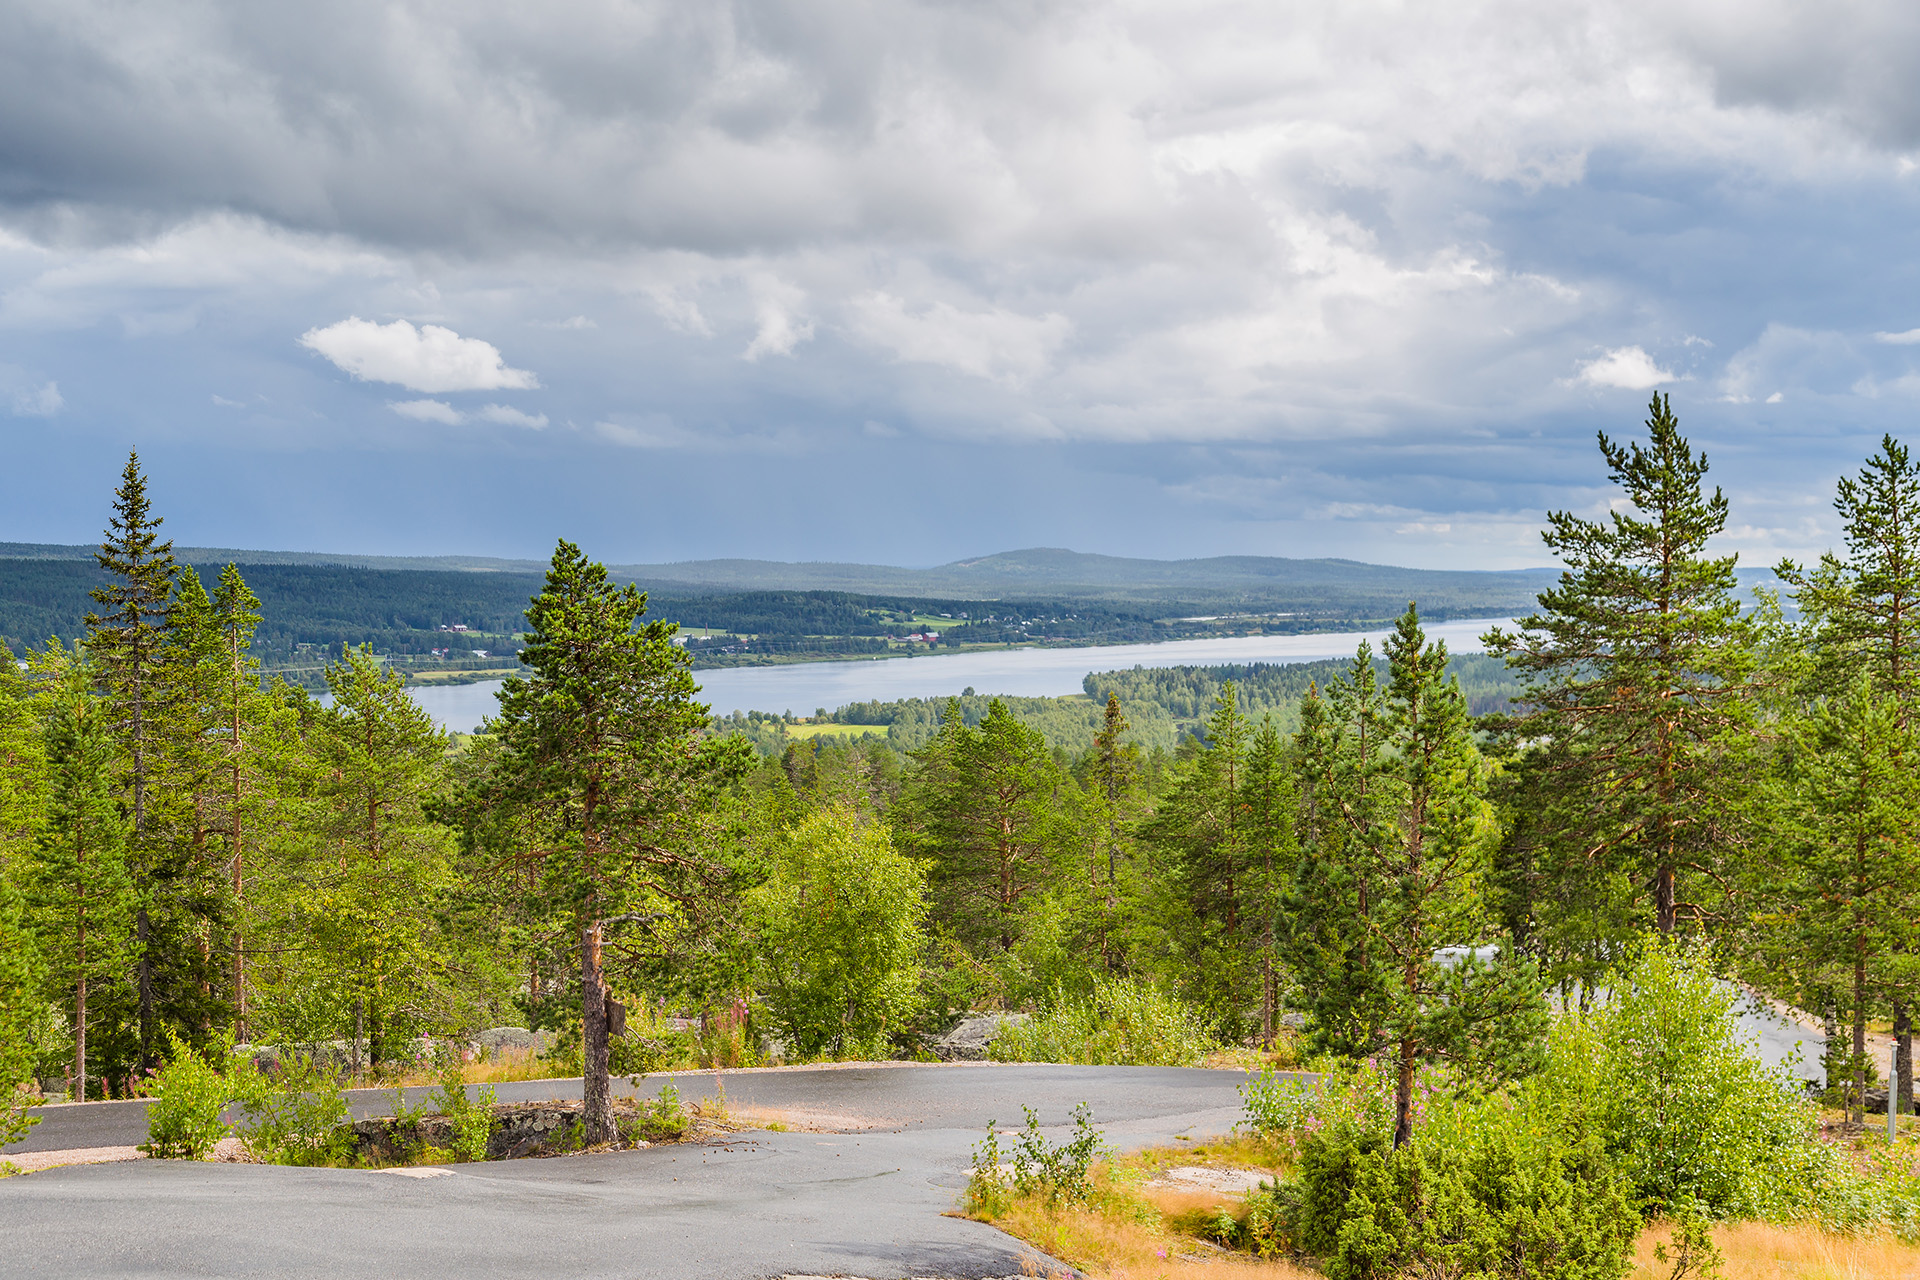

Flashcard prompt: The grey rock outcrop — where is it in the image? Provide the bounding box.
[929,1013,1030,1061]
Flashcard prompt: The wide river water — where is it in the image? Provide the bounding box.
[405,617,1509,733]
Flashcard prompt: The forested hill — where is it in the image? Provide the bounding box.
[0,554,1542,667]
[0,541,1557,614]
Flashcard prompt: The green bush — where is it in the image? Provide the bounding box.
[989,975,1215,1066]
[236,1056,353,1166]
[966,1102,1109,1214]
[1289,1099,1638,1280]
[629,1082,688,1142]
[429,1056,495,1162]
[1533,943,1821,1220]
[750,807,927,1059]
[140,1032,237,1160]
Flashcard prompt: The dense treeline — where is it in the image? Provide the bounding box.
[0,561,1518,673]
[4,401,1919,1159]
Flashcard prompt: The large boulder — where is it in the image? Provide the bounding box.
[929,1013,1029,1062]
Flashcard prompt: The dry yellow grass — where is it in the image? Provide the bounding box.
[1631,1221,1920,1280]
[985,1140,1920,1280]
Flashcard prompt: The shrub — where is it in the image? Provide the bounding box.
[750,808,927,1059]
[236,1055,352,1166]
[966,1103,1109,1214]
[429,1056,496,1162]
[140,1032,237,1160]
[1290,1097,1638,1280]
[1533,943,1821,1220]
[630,1082,688,1142]
[989,975,1215,1066]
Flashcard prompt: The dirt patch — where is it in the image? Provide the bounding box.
[4,1145,147,1173]
[1145,1166,1274,1196]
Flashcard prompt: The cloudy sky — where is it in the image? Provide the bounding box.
[4,0,1920,571]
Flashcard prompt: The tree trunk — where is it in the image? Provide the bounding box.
[581,918,614,1145]
[1853,954,1869,1126]
[1654,862,1676,936]
[136,905,153,1067]
[73,921,87,1104]
[1393,1039,1415,1149]
[1898,1001,1913,1117]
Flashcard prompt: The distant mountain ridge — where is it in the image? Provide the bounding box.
[0,542,1560,602]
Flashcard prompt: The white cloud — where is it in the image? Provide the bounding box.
[211,394,244,407]
[847,294,1073,386]
[742,303,814,362]
[1876,328,1920,344]
[10,381,62,416]
[301,317,538,393]
[1573,346,1676,389]
[389,398,464,424]
[477,404,549,429]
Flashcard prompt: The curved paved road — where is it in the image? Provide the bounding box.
[2,1064,1257,1280]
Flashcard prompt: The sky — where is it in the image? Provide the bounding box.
[4,1,1920,572]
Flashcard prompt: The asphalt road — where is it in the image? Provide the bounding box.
[1,1063,1256,1280]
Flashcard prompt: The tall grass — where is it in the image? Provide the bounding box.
[990,976,1216,1067]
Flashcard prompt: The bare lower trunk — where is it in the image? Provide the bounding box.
[1853,957,1869,1126]
[1393,1040,1415,1149]
[1897,1002,1913,1117]
[136,906,153,1068]
[72,950,87,1103]
[1655,862,1676,936]
[581,919,613,1145]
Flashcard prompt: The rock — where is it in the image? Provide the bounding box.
[929,1013,1030,1062]
[476,1027,540,1053]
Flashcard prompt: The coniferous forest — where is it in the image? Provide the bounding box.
[5,392,1919,1174]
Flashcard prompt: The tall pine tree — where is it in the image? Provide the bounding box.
[1486,395,1754,958]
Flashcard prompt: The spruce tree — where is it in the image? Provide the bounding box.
[492,540,749,1143]
[84,451,177,1065]
[0,873,45,1142]
[1486,394,1753,949]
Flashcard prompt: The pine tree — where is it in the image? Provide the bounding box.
[84,451,177,1066]
[212,564,263,1039]
[1486,394,1754,952]
[29,672,134,1101]
[1763,676,1920,1122]
[901,699,1067,957]
[492,541,750,1143]
[1777,436,1920,1111]
[1083,692,1141,970]
[1138,684,1265,1033]
[311,645,457,1070]
[0,871,45,1142]
[1292,606,1545,1147]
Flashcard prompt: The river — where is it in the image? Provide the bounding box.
[404,617,1509,733]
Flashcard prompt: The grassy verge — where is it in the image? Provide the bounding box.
[972,1136,1920,1280]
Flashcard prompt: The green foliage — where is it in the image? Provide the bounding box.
[1288,1101,1639,1280]
[235,1056,353,1166]
[429,1056,496,1162]
[988,975,1215,1066]
[749,806,927,1058]
[1291,605,1547,1145]
[968,1103,1109,1213]
[631,1082,688,1142]
[1534,944,1819,1220]
[0,874,45,1144]
[139,1031,235,1160]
